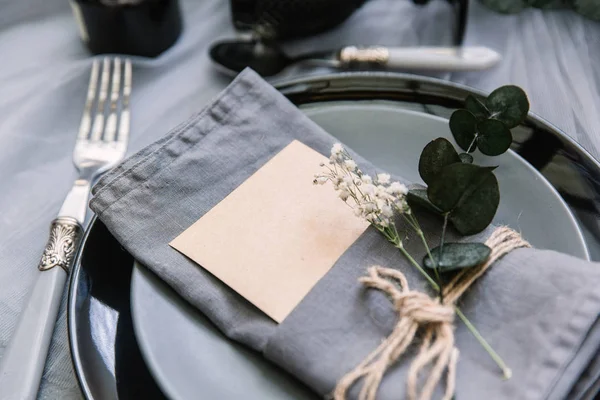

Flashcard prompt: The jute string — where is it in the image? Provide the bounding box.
[333,226,530,400]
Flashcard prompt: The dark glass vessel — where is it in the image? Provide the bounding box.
[71,0,182,57]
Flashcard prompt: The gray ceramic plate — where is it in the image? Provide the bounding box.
[129,80,592,399]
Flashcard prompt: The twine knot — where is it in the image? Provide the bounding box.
[393,292,454,325]
[334,226,530,400]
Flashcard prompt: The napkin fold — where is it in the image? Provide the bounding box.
[90,69,600,399]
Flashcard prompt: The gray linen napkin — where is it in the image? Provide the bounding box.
[90,69,600,399]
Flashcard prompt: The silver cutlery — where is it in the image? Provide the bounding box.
[0,57,132,400]
[209,39,502,77]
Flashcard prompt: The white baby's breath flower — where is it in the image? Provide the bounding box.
[315,148,411,232]
[332,176,344,190]
[377,173,391,185]
[374,185,390,198]
[313,176,328,185]
[344,159,357,170]
[362,183,375,195]
[395,198,409,213]
[387,181,408,195]
[365,212,378,223]
[331,143,343,156]
[375,198,387,211]
[381,205,394,218]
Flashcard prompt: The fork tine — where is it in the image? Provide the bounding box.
[77,59,100,140]
[103,57,121,143]
[90,57,111,142]
[117,58,132,145]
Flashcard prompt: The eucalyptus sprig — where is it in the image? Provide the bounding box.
[451,86,529,157]
[314,84,530,381]
[408,85,529,273]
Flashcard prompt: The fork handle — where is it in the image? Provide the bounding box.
[0,218,82,400]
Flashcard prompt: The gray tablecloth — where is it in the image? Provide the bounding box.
[0,0,598,399]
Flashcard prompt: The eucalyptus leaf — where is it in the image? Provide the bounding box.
[423,242,491,272]
[427,163,500,235]
[449,109,477,152]
[449,170,499,235]
[464,95,490,120]
[407,188,443,214]
[459,153,473,164]
[485,85,529,128]
[418,138,461,185]
[476,119,512,156]
[427,163,484,212]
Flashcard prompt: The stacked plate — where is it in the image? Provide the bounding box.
[68,73,600,399]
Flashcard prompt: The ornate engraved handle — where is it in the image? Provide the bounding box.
[38,217,82,273]
[339,46,502,71]
[0,216,83,399]
[339,46,390,65]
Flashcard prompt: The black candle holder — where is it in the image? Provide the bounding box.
[71,0,183,57]
[230,0,468,46]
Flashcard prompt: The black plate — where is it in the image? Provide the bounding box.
[68,73,600,399]
[68,219,166,399]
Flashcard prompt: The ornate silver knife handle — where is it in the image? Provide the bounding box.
[338,46,502,71]
[339,46,390,65]
[38,217,82,273]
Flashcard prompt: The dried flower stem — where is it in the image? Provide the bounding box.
[456,308,512,379]
[406,212,445,302]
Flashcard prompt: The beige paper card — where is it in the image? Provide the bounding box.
[170,140,369,323]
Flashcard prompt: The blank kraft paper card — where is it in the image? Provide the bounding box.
[170,140,369,322]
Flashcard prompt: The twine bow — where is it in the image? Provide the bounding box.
[334,227,530,400]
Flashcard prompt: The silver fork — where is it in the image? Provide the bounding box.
[0,57,132,400]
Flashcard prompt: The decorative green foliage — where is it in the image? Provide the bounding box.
[415,137,502,236]
[410,84,528,271]
[464,95,490,120]
[417,138,501,235]
[407,187,442,214]
[446,169,499,235]
[423,242,491,271]
[427,163,484,212]
[459,153,473,164]
[485,86,529,129]
[476,119,512,156]
[427,163,500,235]
[418,138,461,184]
[449,110,477,152]
[449,85,529,155]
